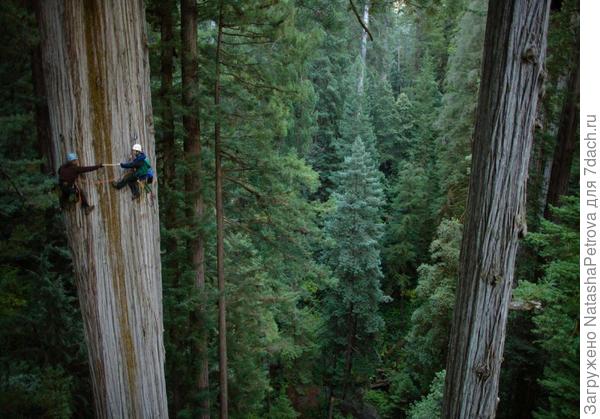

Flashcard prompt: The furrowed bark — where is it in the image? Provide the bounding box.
[442,1,551,418]
[37,0,168,417]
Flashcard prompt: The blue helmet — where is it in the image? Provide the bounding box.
[67,152,78,161]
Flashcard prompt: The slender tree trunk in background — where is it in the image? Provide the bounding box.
[158,0,176,216]
[181,0,210,417]
[342,307,356,400]
[30,42,54,174]
[215,3,229,417]
[442,1,550,418]
[357,0,370,95]
[37,0,168,417]
[537,154,554,217]
[544,57,579,218]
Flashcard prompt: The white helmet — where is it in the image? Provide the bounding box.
[132,143,142,152]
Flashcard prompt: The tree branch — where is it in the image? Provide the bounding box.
[225,176,262,199]
[348,0,373,41]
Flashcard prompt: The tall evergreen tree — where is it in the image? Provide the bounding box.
[323,137,387,407]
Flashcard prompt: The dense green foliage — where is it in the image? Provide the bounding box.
[322,137,386,400]
[0,0,579,417]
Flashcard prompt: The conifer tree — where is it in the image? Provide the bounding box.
[323,137,387,403]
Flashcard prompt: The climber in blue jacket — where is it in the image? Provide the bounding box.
[111,143,154,200]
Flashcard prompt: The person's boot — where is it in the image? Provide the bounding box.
[84,205,95,215]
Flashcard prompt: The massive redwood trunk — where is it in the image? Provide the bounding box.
[37,1,168,417]
[442,1,551,418]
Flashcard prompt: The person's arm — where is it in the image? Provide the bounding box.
[120,156,144,169]
[76,164,104,174]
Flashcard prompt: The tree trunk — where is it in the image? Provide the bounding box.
[544,58,579,217]
[357,0,370,95]
[342,307,356,400]
[215,3,229,418]
[30,41,54,174]
[158,0,176,209]
[442,1,550,418]
[181,0,210,416]
[537,154,554,218]
[37,1,168,417]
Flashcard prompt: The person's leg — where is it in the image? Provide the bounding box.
[75,184,95,214]
[78,187,90,208]
[112,173,136,191]
[59,184,71,209]
[127,176,140,199]
[113,175,130,189]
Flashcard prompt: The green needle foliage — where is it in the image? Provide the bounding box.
[322,137,387,399]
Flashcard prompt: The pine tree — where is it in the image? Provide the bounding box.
[323,137,387,403]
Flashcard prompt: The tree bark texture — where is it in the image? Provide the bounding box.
[181,0,210,416]
[442,1,550,418]
[544,58,579,217]
[37,1,168,417]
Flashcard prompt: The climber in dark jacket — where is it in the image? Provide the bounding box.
[111,143,154,200]
[58,152,104,214]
